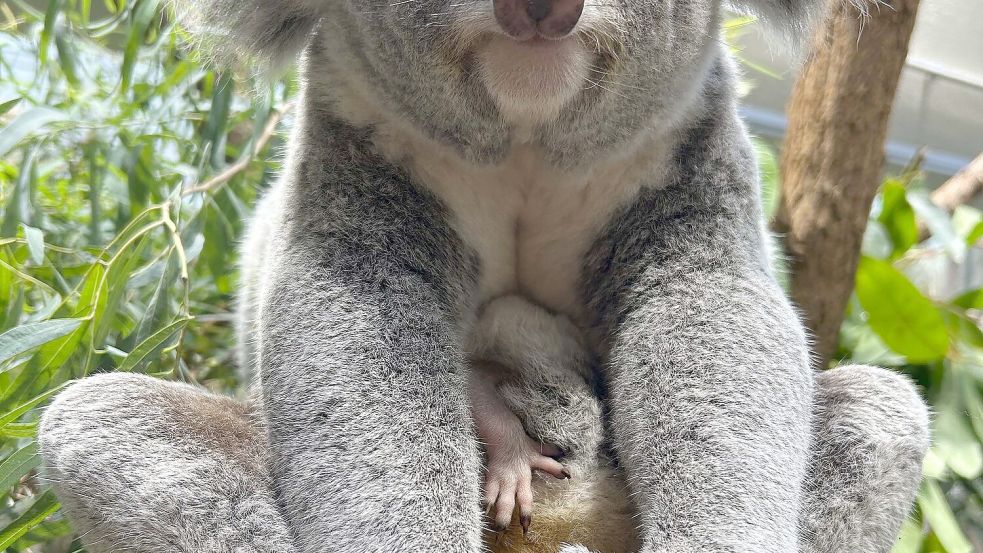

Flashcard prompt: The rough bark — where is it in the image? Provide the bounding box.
[774,0,922,367]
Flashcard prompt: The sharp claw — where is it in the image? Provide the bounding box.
[520,514,531,535]
[561,468,572,479]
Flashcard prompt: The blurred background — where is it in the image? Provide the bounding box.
[738,0,983,185]
[0,0,980,551]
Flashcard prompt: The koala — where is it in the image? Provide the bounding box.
[37,0,932,552]
[466,294,636,551]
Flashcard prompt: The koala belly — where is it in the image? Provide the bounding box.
[393,140,658,551]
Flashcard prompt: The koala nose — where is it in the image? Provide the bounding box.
[492,0,585,40]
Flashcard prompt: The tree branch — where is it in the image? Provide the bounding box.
[182,102,294,196]
[931,151,983,212]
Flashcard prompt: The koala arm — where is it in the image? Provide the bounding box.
[255,115,485,551]
[260,239,483,552]
[584,109,812,552]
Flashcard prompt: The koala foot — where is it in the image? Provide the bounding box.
[471,360,570,532]
[482,426,571,533]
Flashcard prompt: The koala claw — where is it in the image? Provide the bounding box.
[520,514,531,535]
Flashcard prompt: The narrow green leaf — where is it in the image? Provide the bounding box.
[944,311,983,351]
[0,443,40,493]
[966,220,983,245]
[0,319,86,408]
[933,370,983,480]
[133,251,175,344]
[89,235,149,352]
[33,320,87,379]
[877,180,917,258]
[0,98,20,117]
[891,518,923,553]
[0,383,69,428]
[202,72,234,169]
[0,422,38,439]
[54,33,80,86]
[918,480,972,553]
[854,256,949,362]
[2,147,37,237]
[18,517,73,544]
[22,224,44,265]
[953,288,983,310]
[754,140,779,220]
[118,317,190,373]
[0,108,68,158]
[39,0,63,66]
[0,490,60,550]
[120,0,161,93]
[0,319,83,367]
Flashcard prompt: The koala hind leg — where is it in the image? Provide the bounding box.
[38,373,293,553]
[800,364,930,553]
[37,366,927,553]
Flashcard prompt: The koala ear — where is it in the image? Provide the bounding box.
[726,0,868,48]
[168,0,325,69]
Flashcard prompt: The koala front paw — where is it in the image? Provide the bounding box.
[483,433,570,533]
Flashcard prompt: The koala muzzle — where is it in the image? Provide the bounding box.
[492,0,585,41]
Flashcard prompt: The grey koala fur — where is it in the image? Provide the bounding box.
[38,0,931,551]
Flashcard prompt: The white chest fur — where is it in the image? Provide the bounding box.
[419,146,628,317]
[374,128,670,321]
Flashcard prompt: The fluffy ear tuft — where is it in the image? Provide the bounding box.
[168,0,325,70]
[727,0,873,50]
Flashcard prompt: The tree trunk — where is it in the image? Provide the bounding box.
[774,0,922,367]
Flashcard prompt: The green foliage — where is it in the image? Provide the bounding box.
[839,169,983,552]
[0,0,293,548]
[0,1,979,551]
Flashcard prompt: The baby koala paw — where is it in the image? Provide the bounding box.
[483,434,570,533]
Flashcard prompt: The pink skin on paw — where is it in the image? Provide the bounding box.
[470,361,571,533]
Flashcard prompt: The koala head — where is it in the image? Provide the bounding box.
[176,0,833,162]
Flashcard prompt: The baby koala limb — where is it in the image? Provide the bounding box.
[470,360,570,532]
[470,295,605,463]
[469,295,606,534]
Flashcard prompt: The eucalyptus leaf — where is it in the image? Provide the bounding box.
[918,480,973,553]
[877,180,918,259]
[22,224,45,265]
[0,383,70,428]
[0,107,68,158]
[0,490,61,550]
[118,317,190,373]
[0,318,83,367]
[0,97,21,116]
[854,256,949,363]
[934,370,983,480]
[0,442,40,493]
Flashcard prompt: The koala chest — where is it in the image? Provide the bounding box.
[408,145,646,319]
